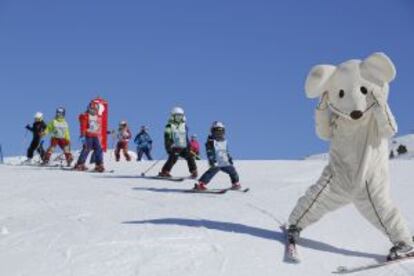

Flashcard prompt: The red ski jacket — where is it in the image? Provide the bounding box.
[79,113,102,138]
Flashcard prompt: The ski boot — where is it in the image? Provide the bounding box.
[190,170,198,179]
[41,159,50,166]
[193,182,207,191]
[387,242,414,261]
[22,158,33,165]
[41,152,51,166]
[74,163,88,171]
[115,153,120,162]
[231,182,241,190]
[158,171,172,178]
[94,164,105,173]
[66,157,73,167]
[287,225,301,244]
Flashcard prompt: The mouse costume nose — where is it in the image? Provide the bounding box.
[350,110,363,120]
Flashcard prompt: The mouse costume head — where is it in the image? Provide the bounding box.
[305,52,396,121]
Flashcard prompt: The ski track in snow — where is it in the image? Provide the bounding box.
[1,157,414,275]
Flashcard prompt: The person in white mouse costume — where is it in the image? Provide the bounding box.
[287,52,414,260]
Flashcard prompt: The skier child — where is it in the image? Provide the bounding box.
[158,107,198,178]
[25,112,47,162]
[134,125,153,161]
[115,121,132,161]
[193,121,241,191]
[42,107,74,166]
[74,102,105,172]
[189,134,201,160]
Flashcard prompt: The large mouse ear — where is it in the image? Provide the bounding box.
[305,65,336,98]
[360,52,396,86]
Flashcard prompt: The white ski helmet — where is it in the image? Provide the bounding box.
[119,120,127,126]
[34,112,43,120]
[211,121,225,130]
[171,106,185,115]
[211,121,226,138]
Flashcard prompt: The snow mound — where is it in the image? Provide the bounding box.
[304,153,329,161]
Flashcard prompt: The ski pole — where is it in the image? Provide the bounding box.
[0,144,4,164]
[32,140,45,163]
[141,154,166,177]
[109,130,115,162]
[21,129,29,160]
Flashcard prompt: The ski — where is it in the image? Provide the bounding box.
[333,253,414,274]
[281,225,301,263]
[228,187,250,193]
[58,167,115,173]
[6,162,59,168]
[184,188,228,194]
[40,164,69,168]
[88,169,115,174]
[184,187,249,194]
[141,175,188,182]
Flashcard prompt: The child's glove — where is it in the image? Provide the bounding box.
[190,150,201,160]
[209,160,217,168]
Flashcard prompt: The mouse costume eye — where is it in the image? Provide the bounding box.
[360,86,368,95]
[339,89,345,98]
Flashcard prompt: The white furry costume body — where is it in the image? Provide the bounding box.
[288,53,413,246]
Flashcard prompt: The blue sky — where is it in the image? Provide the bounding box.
[0,0,413,159]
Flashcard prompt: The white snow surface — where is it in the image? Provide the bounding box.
[390,134,414,159]
[307,133,414,160]
[1,155,414,276]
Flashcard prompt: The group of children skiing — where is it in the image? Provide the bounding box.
[25,105,242,191]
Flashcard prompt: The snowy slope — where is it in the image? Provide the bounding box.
[1,156,414,276]
[390,134,414,159]
[307,133,414,160]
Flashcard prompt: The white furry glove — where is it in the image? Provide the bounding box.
[315,92,333,140]
[371,89,387,107]
[370,90,398,138]
[317,92,329,110]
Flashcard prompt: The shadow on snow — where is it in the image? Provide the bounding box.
[131,187,200,193]
[132,187,193,193]
[123,218,384,261]
[97,175,151,179]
